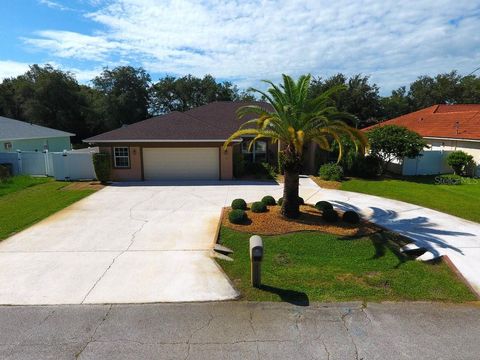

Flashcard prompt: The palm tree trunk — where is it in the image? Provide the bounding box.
[281,168,300,218]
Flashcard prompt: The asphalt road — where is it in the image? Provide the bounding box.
[1,301,479,359]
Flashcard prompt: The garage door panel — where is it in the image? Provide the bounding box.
[143,148,219,180]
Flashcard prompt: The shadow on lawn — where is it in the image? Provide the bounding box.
[258,285,310,306]
[330,200,473,260]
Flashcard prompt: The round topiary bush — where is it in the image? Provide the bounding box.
[318,162,344,181]
[277,197,283,205]
[322,208,339,223]
[231,198,247,210]
[251,201,267,213]
[228,209,247,224]
[343,210,360,224]
[261,195,276,206]
[315,201,333,212]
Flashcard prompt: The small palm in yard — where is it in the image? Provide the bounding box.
[224,74,367,218]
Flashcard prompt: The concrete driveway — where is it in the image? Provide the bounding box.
[0,181,284,305]
[1,178,479,305]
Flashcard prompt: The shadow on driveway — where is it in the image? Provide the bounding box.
[330,200,472,259]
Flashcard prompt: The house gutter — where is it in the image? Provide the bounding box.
[83,139,242,143]
[424,136,480,143]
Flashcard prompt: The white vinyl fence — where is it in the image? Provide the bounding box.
[0,149,98,181]
[402,150,452,176]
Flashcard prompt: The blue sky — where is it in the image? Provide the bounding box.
[1,0,480,94]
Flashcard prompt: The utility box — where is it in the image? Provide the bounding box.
[249,235,263,287]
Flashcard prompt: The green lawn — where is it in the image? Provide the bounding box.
[340,177,480,223]
[218,227,475,303]
[0,175,50,197]
[0,178,95,240]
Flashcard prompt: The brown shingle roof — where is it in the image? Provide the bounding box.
[84,101,271,143]
[364,104,480,141]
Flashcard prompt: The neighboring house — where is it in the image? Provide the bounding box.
[84,101,292,181]
[366,104,480,176]
[0,116,74,152]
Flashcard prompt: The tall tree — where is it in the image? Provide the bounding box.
[408,71,461,109]
[380,86,411,119]
[309,73,381,127]
[0,64,91,140]
[224,74,367,218]
[381,71,480,120]
[93,66,151,127]
[151,74,254,114]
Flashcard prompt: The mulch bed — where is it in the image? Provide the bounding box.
[222,204,379,237]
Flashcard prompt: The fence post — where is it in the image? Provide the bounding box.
[43,150,49,176]
[63,150,70,181]
[16,150,22,174]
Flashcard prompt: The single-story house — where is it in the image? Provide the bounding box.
[84,101,289,181]
[0,116,74,152]
[365,104,480,176]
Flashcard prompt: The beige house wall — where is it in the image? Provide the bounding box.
[99,146,143,181]
[99,143,234,181]
[220,145,233,180]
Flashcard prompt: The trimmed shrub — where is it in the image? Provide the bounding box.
[0,165,10,181]
[93,152,112,184]
[447,151,475,176]
[435,174,463,185]
[261,195,276,206]
[228,209,247,224]
[322,209,339,223]
[318,163,344,181]
[251,201,267,213]
[343,210,360,224]
[315,201,333,212]
[278,196,304,206]
[352,155,382,178]
[231,198,247,210]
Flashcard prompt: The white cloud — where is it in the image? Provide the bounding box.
[38,0,76,11]
[0,60,101,83]
[0,61,31,80]
[24,0,480,93]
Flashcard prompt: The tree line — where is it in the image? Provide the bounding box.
[0,64,479,143]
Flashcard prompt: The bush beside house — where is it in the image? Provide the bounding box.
[92,153,112,184]
[367,125,427,174]
[447,151,475,176]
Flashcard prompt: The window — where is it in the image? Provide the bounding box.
[254,140,267,162]
[241,139,267,162]
[4,142,12,151]
[113,147,130,168]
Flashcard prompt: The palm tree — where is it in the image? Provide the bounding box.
[224,74,368,218]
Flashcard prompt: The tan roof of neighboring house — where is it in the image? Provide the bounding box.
[364,104,480,141]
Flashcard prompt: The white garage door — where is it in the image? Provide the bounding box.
[143,147,219,180]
